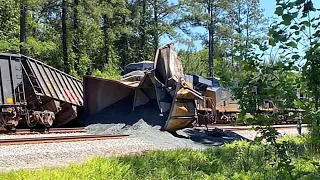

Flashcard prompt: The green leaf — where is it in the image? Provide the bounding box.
[269,38,276,46]
[288,2,296,8]
[279,45,288,49]
[281,20,291,26]
[275,7,283,16]
[296,37,302,42]
[290,25,299,30]
[282,14,294,24]
[292,55,300,60]
[295,0,305,6]
[300,21,311,27]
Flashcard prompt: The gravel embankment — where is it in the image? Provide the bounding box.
[0,120,308,172]
[234,127,308,141]
[0,136,158,172]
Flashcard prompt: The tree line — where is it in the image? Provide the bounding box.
[0,0,265,79]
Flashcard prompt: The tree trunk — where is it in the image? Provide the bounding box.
[73,0,80,74]
[62,0,69,73]
[245,6,249,49]
[139,0,147,61]
[102,14,109,66]
[120,15,129,68]
[20,2,26,55]
[208,0,214,77]
[245,2,250,61]
[153,0,158,54]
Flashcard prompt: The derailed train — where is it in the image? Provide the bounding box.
[0,43,303,131]
[184,74,305,125]
[121,54,305,126]
[0,53,83,130]
[83,43,202,132]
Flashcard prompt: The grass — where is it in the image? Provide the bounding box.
[1,135,320,180]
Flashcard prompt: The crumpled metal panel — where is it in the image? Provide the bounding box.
[83,76,135,116]
[83,43,202,132]
[154,43,184,87]
[163,79,201,132]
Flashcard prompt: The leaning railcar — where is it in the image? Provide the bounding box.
[0,53,83,129]
[21,55,84,128]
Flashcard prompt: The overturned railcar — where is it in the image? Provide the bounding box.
[0,53,83,129]
[83,43,202,132]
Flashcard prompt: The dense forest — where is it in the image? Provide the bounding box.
[0,0,266,79]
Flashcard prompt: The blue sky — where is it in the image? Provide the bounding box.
[160,0,320,52]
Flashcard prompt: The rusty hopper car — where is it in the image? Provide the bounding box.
[0,53,83,129]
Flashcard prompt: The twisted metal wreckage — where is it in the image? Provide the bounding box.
[83,43,204,132]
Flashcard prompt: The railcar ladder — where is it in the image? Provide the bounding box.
[28,74,42,93]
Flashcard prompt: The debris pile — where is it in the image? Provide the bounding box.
[82,43,202,132]
[85,119,246,149]
[84,96,166,127]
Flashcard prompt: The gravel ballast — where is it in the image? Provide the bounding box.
[0,119,307,172]
[0,136,158,172]
[85,119,246,150]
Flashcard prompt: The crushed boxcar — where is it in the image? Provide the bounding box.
[83,43,202,132]
[0,53,83,129]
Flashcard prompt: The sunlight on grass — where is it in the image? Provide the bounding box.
[0,135,319,180]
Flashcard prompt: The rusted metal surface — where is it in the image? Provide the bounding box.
[0,134,129,146]
[83,43,202,132]
[83,77,136,116]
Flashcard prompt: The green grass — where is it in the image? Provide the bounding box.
[1,135,320,180]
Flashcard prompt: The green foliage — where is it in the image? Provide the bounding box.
[0,0,180,78]
[226,1,320,179]
[271,0,320,153]
[178,48,209,77]
[0,136,319,180]
[92,62,121,80]
[176,0,267,77]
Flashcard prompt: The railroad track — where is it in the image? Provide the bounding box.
[198,124,308,131]
[0,127,86,135]
[0,134,129,146]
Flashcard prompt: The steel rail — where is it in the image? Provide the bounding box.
[0,134,129,146]
[200,124,308,131]
[0,127,86,135]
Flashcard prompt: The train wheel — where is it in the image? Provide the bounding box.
[26,113,38,128]
[43,118,53,127]
[42,111,54,128]
[0,114,18,130]
[0,113,6,128]
[221,115,228,124]
[4,125,15,130]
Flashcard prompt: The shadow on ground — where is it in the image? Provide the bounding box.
[172,128,250,147]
